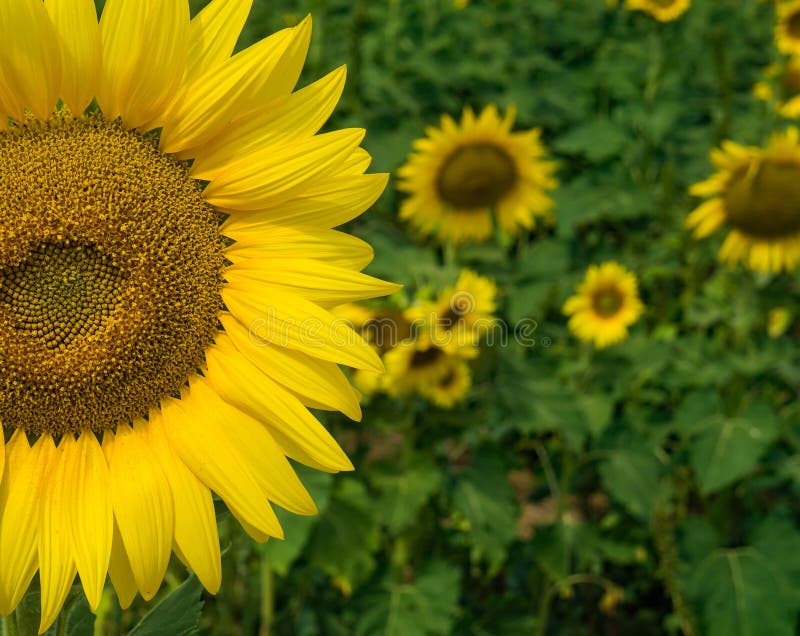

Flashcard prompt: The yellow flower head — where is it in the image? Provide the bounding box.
[686,128,800,273]
[625,0,691,21]
[777,0,800,55]
[0,1,398,629]
[419,357,472,408]
[563,262,644,349]
[407,269,497,353]
[397,105,558,245]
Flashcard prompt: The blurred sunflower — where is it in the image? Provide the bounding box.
[408,269,497,352]
[625,0,690,21]
[687,128,800,273]
[563,262,644,349]
[0,0,396,630]
[419,357,472,408]
[777,0,800,55]
[397,105,557,245]
[753,57,800,118]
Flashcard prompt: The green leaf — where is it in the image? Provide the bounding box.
[578,393,614,437]
[690,402,779,494]
[262,467,334,576]
[553,118,628,162]
[598,449,663,520]
[451,448,517,571]
[671,389,722,435]
[128,575,203,636]
[372,460,442,533]
[687,549,797,636]
[356,562,461,636]
[306,478,381,593]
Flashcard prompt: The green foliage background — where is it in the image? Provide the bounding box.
[66,0,800,634]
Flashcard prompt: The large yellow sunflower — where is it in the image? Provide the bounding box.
[0,1,397,631]
[562,262,644,349]
[397,105,557,245]
[777,0,800,55]
[686,128,800,273]
[625,0,691,21]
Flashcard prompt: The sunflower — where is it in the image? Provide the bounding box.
[397,105,557,245]
[686,128,800,273]
[625,0,691,21]
[777,0,800,55]
[0,1,397,631]
[407,269,497,353]
[563,262,644,349]
[419,358,472,409]
[753,57,800,118]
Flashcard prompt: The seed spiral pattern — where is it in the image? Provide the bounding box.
[0,114,224,435]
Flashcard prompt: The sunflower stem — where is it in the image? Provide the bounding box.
[259,554,275,636]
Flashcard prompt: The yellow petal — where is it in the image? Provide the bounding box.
[0,432,50,615]
[160,17,309,154]
[38,437,77,635]
[226,260,400,307]
[226,226,374,271]
[144,413,222,594]
[222,281,383,371]
[220,313,361,420]
[185,0,252,83]
[44,0,101,112]
[221,172,388,229]
[205,333,354,473]
[191,65,346,180]
[98,0,189,128]
[160,383,283,540]
[66,432,112,611]
[0,0,62,120]
[104,424,173,601]
[107,521,138,609]
[203,129,366,211]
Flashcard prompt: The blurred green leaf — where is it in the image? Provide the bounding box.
[356,562,461,636]
[128,575,203,636]
[690,402,779,494]
[373,460,442,533]
[598,449,663,520]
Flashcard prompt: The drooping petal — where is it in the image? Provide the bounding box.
[219,312,361,420]
[160,384,283,540]
[65,432,112,611]
[44,0,101,112]
[205,334,353,473]
[107,521,138,609]
[0,0,62,120]
[0,432,50,615]
[104,424,173,601]
[145,413,222,594]
[97,0,189,128]
[38,436,77,634]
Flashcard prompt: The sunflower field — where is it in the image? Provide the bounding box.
[4,0,800,634]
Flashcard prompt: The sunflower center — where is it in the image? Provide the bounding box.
[0,242,125,349]
[788,10,800,40]
[724,160,800,238]
[592,287,623,317]
[410,347,445,369]
[0,114,224,436]
[437,143,517,209]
